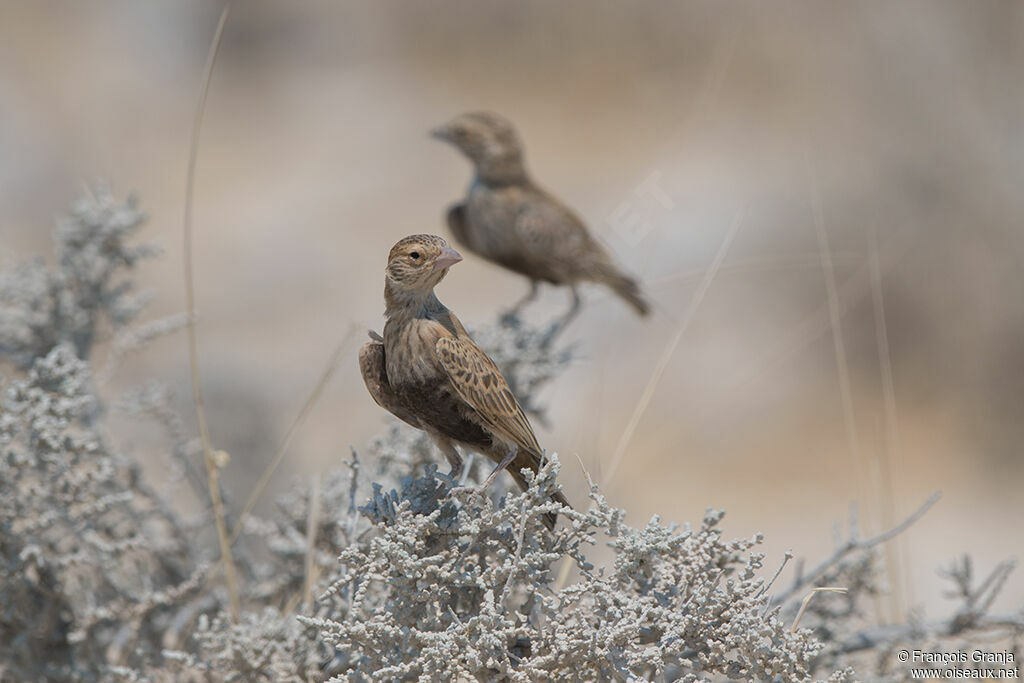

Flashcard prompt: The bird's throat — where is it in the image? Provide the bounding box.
[384,280,442,323]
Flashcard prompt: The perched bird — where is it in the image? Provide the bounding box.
[432,111,650,334]
[359,234,569,528]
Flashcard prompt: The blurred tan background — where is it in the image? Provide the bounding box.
[3,1,1022,621]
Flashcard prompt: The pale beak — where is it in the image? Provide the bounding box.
[433,246,463,271]
[430,125,450,141]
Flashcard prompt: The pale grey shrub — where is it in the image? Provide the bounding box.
[0,344,207,681]
[302,459,825,681]
[805,552,1022,681]
[0,189,213,681]
[0,186,157,367]
[162,608,327,682]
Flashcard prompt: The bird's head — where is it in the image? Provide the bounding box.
[384,234,463,299]
[431,112,526,183]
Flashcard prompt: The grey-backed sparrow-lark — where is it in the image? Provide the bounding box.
[359,234,569,528]
[433,112,650,335]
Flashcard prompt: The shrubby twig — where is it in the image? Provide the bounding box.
[774,491,942,607]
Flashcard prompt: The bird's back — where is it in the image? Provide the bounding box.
[461,182,530,265]
[458,181,596,284]
[456,180,650,315]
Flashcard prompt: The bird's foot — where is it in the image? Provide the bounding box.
[499,308,523,329]
[540,320,568,348]
[540,292,582,348]
[448,484,486,503]
[502,283,540,328]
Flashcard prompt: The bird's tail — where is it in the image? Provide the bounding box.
[593,264,650,316]
[508,449,571,531]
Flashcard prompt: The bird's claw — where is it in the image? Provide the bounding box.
[540,321,565,349]
[448,484,484,503]
[499,309,522,328]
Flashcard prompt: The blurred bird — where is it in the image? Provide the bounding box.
[359,234,570,529]
[432,111,650,336]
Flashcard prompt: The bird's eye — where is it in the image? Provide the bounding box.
[409,251,421,260]
[452,126,467,138]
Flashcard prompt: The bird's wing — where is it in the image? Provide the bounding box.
[434,334,542,455]
[515,189,609,266]
[359,333,421,429]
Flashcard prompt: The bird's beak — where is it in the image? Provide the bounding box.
[433,246,463,271]
[430,125,450,141]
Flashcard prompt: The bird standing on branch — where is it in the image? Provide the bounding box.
[359,234,569,528]
[432,112,650,339]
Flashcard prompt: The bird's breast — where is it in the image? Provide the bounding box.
[383,318,448,388]
[466,185,524,257]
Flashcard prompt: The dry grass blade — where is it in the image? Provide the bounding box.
[182,1,237,620]
[868,223,908,622]
[231,327,355,544]
[806,151,863,496]
[683,224,915,432]
[303,473,321,613]
[603,205,744,485]
[553,452,595,592]
[588,253,865,308]
[791,587,848,632]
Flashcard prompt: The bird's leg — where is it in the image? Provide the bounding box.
[541,286,582,347]
[431,435,463,482]
[501,281,540,327]
[458,453,475,486]
[478,446,518,490]
[450,446,518,500]
[447,460,463,482]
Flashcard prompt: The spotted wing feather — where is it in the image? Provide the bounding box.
[434,336,542,456]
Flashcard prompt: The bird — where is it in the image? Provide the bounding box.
[358,234,570,529]
[432,111,650,337]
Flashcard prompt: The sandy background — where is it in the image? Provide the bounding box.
[3,1,1023,621]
